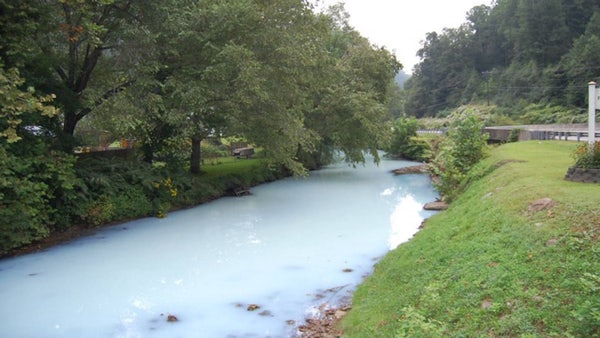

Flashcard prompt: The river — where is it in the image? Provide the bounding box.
[0,158,438,338]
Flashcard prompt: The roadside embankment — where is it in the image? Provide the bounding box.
[343,141,600,337]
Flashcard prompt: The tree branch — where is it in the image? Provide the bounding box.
[75,79,135,120]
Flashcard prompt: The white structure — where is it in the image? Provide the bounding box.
[588,81,598,146]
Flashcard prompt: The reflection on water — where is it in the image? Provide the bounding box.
[388,195,424,249]
[0,158,438,338]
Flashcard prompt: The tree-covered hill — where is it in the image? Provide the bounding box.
[404,0,600,120]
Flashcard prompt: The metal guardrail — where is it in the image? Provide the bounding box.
[416,129,446,135]
[485,124,599,142]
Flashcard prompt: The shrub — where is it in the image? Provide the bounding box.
[0,143,80,253]
[430,110,489,201]
[573,142,600,169]
[520,103,587,124]
[109,186,153,221]
[387,117,432,161]
[81,194,114,226]
[149,176,178,218]
[0,66,80,253]
[201,141,229,165]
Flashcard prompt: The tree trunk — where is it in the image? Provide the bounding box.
[142,143,154,163]
[190,135,202,174]
[62,112,79,136]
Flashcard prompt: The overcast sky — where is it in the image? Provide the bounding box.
[312,0,491,74]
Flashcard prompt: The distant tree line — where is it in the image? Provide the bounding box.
[404,0,600,120]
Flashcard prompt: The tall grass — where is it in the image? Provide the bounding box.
[343,141,600,337]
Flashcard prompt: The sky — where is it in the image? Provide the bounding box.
[312,0,492,74]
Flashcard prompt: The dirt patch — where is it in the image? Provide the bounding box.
[527,198,556,213]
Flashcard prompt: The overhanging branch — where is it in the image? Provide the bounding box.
[75,79,135,120]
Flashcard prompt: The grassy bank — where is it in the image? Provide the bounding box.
[343,141,600,337]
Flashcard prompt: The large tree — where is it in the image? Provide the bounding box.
[1,0,142,141]
[134,0,327,173]
[302,5,401,167]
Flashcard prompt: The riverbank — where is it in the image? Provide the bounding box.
[342,141,600,337]
[297,163,440,337]
[1,159,290,259]
[1,156,440,337]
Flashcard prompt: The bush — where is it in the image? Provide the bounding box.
[109,186,153,221]
[573,141,600,169]
[149,176,178,218]
[0,142,80,254]
[430,110,489,201]
[75,155,177,219]
[201,141,229,164]
[387,117,432,161]
[81,194,115,226]
[520,103,587,124]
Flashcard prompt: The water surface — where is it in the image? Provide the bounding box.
[0,159,438,337]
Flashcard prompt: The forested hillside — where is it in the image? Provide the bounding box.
[405,0,600,121]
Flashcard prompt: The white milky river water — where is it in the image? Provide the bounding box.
[0,158,438,338]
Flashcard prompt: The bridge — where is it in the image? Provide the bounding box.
[484,124,600,143]
[418,124,599,143]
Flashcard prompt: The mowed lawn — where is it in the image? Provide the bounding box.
[343,141,600,337]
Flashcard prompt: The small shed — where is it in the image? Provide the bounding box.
[232,147,254,159]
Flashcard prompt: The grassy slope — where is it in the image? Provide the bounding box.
[343,141,600,337]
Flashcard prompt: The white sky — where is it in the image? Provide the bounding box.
[312,0,492,74]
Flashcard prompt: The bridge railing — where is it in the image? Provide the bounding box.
[485,124,599,143]
[417,129,447,135]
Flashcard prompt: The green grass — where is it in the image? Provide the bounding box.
[343,141,600,337]
[200,157,266,179]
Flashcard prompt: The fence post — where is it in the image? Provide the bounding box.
[589,82,597,147]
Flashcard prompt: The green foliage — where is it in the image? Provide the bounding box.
[108,186,153,221]
[520,103,587,124]
[386,117,432,161]
[74,153,284,225]
[344,141,600,337]
[0,67,58,143]
[573,141,600,169]
[18,0,138,135]
[430,110,489,201]
[0,0,405,253]
[395,306,447,338]
[560,11,600,106]
[0,146,50,251]
[81,194,114,226]
[75,155,162,221]
[0,142,81,252]
[201,141,229,165]
[404,0,600,118]
[149,176,178,218]
[0,65,80,253]
[572,273,600,330]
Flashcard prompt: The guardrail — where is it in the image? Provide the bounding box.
[485,124,599,143]
[416,129,446,135]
